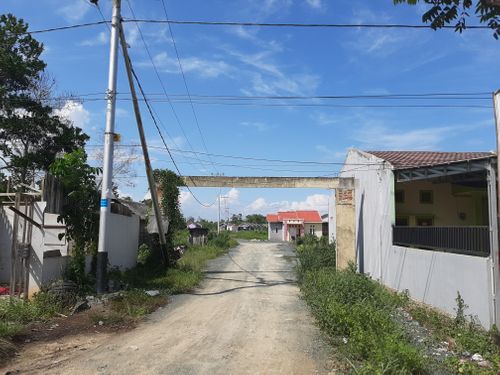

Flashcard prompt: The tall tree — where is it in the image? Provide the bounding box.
[394,0,500,38]
[0,14,88,186]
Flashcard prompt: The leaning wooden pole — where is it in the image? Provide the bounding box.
[117,23,169,265]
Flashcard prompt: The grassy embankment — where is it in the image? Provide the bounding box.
[296,235,499,374]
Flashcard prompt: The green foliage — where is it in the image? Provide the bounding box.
[50,149,100,287]
[408,300,500,370]
[116,233,236,293]
[245,214,267,224]
[208,231,239,250]
[154,169,185,260]
[109,290,165,318]
[296,235,336,278]
[394,0,500,39]
[137,243,152,266]
[0,14,88,185]
[174,229,190,247]
[296,238,425,373]
[0,292,67,339]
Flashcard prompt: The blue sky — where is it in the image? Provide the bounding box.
[3,0,500,220]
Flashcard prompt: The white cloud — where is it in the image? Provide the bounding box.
[227,49,320,96]
[246,194,330,214]
[180,190,193,205]
[247,197,268,211]
[311,112,339,126]
[226,188,240,204]
[241,121,269,132]
[140,52,232,79]
[80,31,107,47]
[126,27,139,47]
[315,145,347,162]
[305,0,323,9]
[57,1,91,22]
[354,125,452,151]
[54,100,90,129]
[346,9,408,56]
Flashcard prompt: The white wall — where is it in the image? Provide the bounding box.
[305,223,323,238]
[106,212,139,271]
[341,149,495,328]
[0,202,69,295]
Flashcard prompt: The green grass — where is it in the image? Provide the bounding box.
[296,237,425,374]
[0,292,68,361]
[296,236,500,374]
[229,230,268,241]
[119,233,237,294]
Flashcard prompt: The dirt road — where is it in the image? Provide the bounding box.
[5,241,335,374]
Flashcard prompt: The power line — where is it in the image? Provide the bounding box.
[86,143,393,167]
[123,0,214,174]
[3,91,493,102]
[17,18,491,36]
[22,21,109,35]
[123,18,490,30]
[126,55,216,207]
[160,0,219,174]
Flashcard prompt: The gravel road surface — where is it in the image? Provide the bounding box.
[6,240,335,374]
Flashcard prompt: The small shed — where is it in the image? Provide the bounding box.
[188,223,209,246]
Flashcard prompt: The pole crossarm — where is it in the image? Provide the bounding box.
[183,176,354,189]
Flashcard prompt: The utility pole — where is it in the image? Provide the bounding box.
[96,0,121,294]
[492,90,500,328]
[117,24,169,265]
[217,195,221,234]
[494,91,500,220]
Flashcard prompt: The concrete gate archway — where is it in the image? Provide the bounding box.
[182,176,357,270]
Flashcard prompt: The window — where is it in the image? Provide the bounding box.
[419,190,433,204]
[275,227,278,233]
[395,190,405,204]
[416,216,434,226]
[395,217,409,226]
[309,226,315,235]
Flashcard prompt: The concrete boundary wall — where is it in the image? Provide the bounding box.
[341,149,495,328]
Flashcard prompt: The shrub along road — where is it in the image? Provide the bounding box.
[4,241,335,374]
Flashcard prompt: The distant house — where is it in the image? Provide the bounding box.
[227,224,239,232]
[340,149,499,328]
[266,210,323,242]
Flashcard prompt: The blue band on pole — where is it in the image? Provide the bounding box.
[100,198,109,208]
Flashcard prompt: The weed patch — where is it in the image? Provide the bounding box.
[296,237,425,374]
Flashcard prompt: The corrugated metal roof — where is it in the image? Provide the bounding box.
[367,151,495,170]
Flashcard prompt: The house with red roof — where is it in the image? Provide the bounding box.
[266,210,323,242]
[340,148,499,329]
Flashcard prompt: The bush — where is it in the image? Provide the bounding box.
[208,232,238,250]
[296,236,335,279]
[0,291,68,344]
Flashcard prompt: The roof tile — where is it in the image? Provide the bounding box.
[367,151,494,170]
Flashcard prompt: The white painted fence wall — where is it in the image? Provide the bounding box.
[1,203,140,295]
[340,149,495,328]
[0,202,69,295]
[106,212,139,270]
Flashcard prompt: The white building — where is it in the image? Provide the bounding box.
[340,149,499,328]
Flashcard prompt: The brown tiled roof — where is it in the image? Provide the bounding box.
[367,151,495,170]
